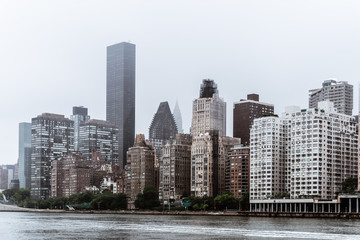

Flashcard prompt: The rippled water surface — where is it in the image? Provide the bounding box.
[1,212,360,239]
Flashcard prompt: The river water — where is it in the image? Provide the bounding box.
[1,212,360,240]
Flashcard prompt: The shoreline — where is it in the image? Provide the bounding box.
[1,206,360,218]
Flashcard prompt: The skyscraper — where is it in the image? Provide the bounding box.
[18,122,32,189]
[106,42,136,168]
[309,79,353,115]
[70,106,90,151]
[191,79,226,137]
[173,101,183,133]
[30,113,74,199]
[149,101,178,159]
[233,94,274,145]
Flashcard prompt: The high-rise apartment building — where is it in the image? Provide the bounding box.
[70,106,90,151]
[79,119,119,164]
[191,131,219,197]
[159,134,192,204]
[149,101,178,160]
[233,94,274,145]
[18,122,32,189]
[218,136,241,195]
[106,42,136,169]
[51,153,91,198]
[250,101,358,200]
[126,134,156,202]
[30,113,74,199]
[309,79,353,115]
[191,79,226,137]
[226,145,250,199]
[173,101,183,133]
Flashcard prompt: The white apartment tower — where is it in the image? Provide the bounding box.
[249,116,286,200]
[250,101,358,200]
[309,79,353,116]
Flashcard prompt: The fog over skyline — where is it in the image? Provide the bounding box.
[1,0,360,165]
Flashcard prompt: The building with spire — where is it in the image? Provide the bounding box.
[173,101,183,133]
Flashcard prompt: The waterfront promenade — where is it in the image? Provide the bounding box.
[2,203,360,218]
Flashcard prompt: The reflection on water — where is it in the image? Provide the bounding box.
[1,212,360,240]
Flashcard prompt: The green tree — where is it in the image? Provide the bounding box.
[214,193,237,210]
[342,177,358,194]
[135,187,160,210]
[239,192,249,211]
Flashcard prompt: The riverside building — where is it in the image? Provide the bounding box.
[126,134,156,202]
[159,134,192,204]
[250,101,358,202]
[226,145,250,199]
[30,113,74,199]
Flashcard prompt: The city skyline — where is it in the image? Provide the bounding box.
[2,1,360,165]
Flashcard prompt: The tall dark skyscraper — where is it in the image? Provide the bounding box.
[106,42,136,168]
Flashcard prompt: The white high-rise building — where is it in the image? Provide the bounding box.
[309,79,353,116]
[249,116,286,200]
[250,101,358,200]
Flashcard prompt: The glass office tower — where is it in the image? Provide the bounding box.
[106,42,135,168]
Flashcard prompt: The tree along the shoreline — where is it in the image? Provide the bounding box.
[135,187,160,210]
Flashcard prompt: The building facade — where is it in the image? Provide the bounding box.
[309,79,353,116]
[18,122,32,189]
[51,153,91,198]
[159,134,192,204]
[191,131,219,197]
[149,101,178,160]
[250,101,358,200]
[70,106,90,151]
[250,116,287,200]
[79,119,119,164]
[191,79,226,137]
[30,113,74,199]
[106,42,136,169]
[226,145,250,199]
[233,94,274,145]
[218,136,241,195]
[126,134,156,202]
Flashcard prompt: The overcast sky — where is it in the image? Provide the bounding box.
[1,0,360,165]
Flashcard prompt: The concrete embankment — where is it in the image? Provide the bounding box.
[238,212,360,219]
[1,204,360,218]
